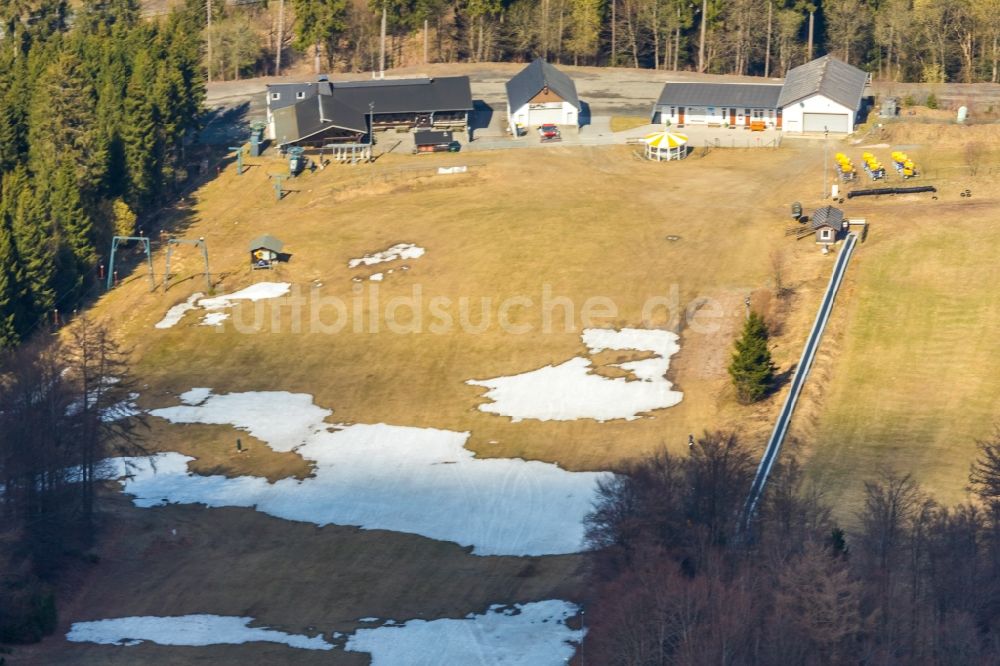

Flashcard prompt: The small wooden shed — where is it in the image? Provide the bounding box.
[249,234,285,269]
[810,206,845,245]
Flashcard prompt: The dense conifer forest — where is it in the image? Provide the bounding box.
[0,0,205,348]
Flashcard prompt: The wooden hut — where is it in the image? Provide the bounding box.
[249,235,285,269]
[810,206,845,245]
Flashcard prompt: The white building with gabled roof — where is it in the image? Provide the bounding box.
[505,58,581,134]
[778,56,871,134]
[651,55,870,134]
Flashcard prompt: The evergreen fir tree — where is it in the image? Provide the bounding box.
[27,51,107,197]
[0,55,29,172]
[0,219,25,347]
[49,162,96,291]
[729,311,776,404]
[6,169,56,316]
[121,50,160,212]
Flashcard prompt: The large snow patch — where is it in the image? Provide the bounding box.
[154,283,290,328]
[66,614,333,650]
[345,600,584,665]
[468,328,683,422]
[117,390,608,556]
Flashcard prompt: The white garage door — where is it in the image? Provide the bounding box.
[803,112,849,133]
[529,107,563,126]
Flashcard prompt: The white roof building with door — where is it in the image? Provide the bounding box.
[505,58,581,135]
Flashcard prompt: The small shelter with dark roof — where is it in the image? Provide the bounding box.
[810,206,845,245]
[652,82,783,129]
[249,235,285,270]
[505,58,581,135]
[778,56,869,134]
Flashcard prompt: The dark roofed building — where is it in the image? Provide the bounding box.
[810,205,845,244]
[330,76,472,130]
[778,56,870,133]
[266,82,318,112]
[271,94,368,147]
[652,83,783,128]
[266,76,473,145]
[505,59,581,133]
[648,55,869,134]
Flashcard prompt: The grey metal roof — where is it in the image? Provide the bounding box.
[329,76,473,114]
[654,82,782,109]
[506,58,581,111]
[273,94,367,146]
[266,83,317,111]
[810,206,844,230]
[248,235,284,252]
[778,55,869,110]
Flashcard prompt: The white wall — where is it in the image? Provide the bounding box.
[781,94,855,133]
[508,101,579,134]
[656,105,777,127]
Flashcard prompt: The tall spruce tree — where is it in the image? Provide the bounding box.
[729,311,776,404]
[33,51,108,192]
[0,219,25,347]
[6,169,56,317]
[121,50,160,212]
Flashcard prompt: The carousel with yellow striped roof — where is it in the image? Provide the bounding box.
[643,131,689,161]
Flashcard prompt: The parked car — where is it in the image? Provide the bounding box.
[538,124,561,142]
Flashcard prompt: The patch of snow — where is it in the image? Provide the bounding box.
[369,273,384,282]
[348,243,425,269]
[101,393,140,422]
[198,283,291,310]
[345,600,583,666]
[119,391,609,556]
[199,312,230,326]
[179,388,212,405]
[155,284,290,330]
[155,293,203,329]
[358,618,380,623]
[151,391,331,453]
[66,614,332,651]
[467,328,683,422]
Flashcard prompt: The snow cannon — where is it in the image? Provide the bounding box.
[288,146,306,176]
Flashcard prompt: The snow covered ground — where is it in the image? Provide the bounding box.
[66,602,583,664]
[66,614,333,650]
[154,283,291,328]
[468,328,683,422]
[348,243,425,268]
[155,293,203,329]
[345,600,584,665]
[115,390,609,556]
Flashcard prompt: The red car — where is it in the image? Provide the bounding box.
[538,124,562,142]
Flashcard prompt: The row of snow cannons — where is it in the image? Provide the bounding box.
[834,153,857,182]
[860,152,887,181]
[890,151,918,178]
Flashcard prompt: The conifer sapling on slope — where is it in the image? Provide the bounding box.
[729,311,776,404]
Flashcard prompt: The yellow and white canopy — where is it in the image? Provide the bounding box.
[643,131,689,149]
[643,131,689,161]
